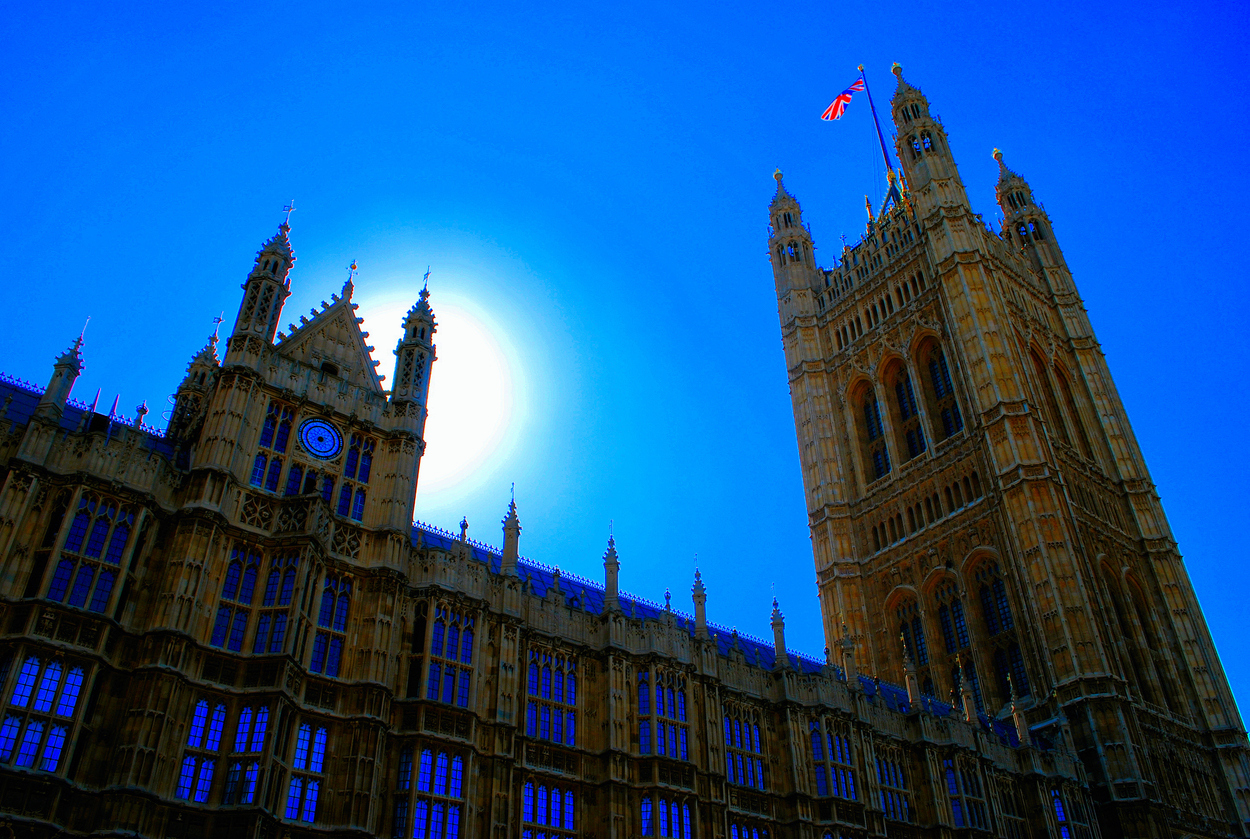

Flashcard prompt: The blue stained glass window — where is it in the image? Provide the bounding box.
[447,804,461,839]
[88,570,115,612]
[641,797,653,836]
[188,700,208,747]
[280,566,297,605]
[234,708,253,752]
[15,720,45,767]
[553,669,563,703]
[210,606,231,648]
[526,702,537,737]
[398,746,413,790]
[334,588,350,631]
[239,563,258,604]
[321,475,335,502]
[285,776,303,819]
[253,614,271,654]
[310,727,327,773]
[251,454,267,486]
[344,446,359,480]
[67,564,94,607]
[431,620,445,657]
[939,605,956,653]
[318,585,335,628]
[523,781,534,822]
[245,706,268,751]
[32,662,61,713]
[177,755,197,799]
[816,765,829,795]
[105,520,130,564]
[457,669,471,707]
[293,724,311,770]
[222,562,241,602]
[302,779,318,821]
[337,485,352,516]
[656,684,664,716]
[358,449,372,483]
[679,727,687,759]
[528,662,538,694]
[265,457,282,492]
[310,633,328,674]
[412,748,432,793]
[228,610,248,651]
[952,600,970,648]
[640,720,651,754]
[450,755,464,797]
[442,666,456,704]
[47,559,74,601]
[567,712,576,747]
[351,489,365,521]
[206,704,226,750]
[11,659,40,708]
[274,416,292,454]
[461,628,474,663]
[0,715,21,760]
[567,674,576,705]
[84,514,110,558]
[639,680,650,715]
[260,408,277,449]
[63,506,91,554]
[414,800,429,838]
[912,617,928,665]
[192,759,214,801]
[326,637,343,677]
[55,668,84,717]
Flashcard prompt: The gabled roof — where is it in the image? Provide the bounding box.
[275,280,385,393]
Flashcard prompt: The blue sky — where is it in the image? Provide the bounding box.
[2,2,1247,710]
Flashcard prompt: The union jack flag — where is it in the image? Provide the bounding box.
[821,77,865,121]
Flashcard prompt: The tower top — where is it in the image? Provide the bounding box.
[770,169,798,209]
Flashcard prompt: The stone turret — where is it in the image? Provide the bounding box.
[603,534,620,612]
[501,497,521,577]
[771,598,788,671]
[692,568,707,639]
[34,336,83,421]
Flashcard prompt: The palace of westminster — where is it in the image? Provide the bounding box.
[0,66,1244,839]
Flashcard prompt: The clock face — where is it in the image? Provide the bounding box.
[298,419,343,460]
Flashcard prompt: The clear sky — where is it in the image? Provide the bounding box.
[2,2,1247,711]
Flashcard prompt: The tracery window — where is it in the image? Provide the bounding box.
[973,562,1031,705]
[210,545,261,652]
[998,780,1027,839]
[896,599,928,666]
[1055,366,1094,458]
[857,386,891,481]
[1029,350,1070,446]
[945,757,989,830]
[254,554,299,654]
[311,575,351,677]
[523,780,574,839]
[935,582,969,654]
[0,656,85,773]
[527,648,576,746]
[252,400,294,493]
[723,706,765,790]
[407,747,467,838]
[223,704,269,805]
[808,717,856,801]
[640,794,693,838]
[637,668,688,760]
[285,722,327,823]
[1052,788,1093,839]
[178,699,226,802]
[876,747,913,822]
[46,495,132,613]
[924,345,963,440]
[428,606,475,708]
[891,367,926,461]
[336,433,374,522]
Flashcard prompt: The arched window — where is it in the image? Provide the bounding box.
[887,363,926,462]
[47,495,131,614]
[917,342,962,442]
[921,132,933,151]
[1029,350,1070,446]
[856,385,891,481]
[528,648,577,747]
[310,576,351,677]
[1054,366,1094,458]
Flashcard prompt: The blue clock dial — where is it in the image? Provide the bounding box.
[298,419,343,459]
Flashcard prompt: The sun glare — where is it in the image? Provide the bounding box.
[355,287,521,499]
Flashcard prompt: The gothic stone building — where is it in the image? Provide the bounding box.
[767,65,1249,838]
[0,68,1238,839]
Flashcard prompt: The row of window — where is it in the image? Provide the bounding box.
[639,669,688,759]
[856,341,963,484]
[870,469,983,552]
[527,649,577,746]
[0,656,84,773]
[45,495,134,614]
[394,747,468,839]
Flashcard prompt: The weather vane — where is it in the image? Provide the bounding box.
[422,266,431,291]
[347,260,358,282]
[283,201,296,225]
[211,312,224,341]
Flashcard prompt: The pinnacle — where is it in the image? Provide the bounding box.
[769,168,798,208]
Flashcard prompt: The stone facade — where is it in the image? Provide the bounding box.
[0,65,1234,839]
[767,65,1249,838]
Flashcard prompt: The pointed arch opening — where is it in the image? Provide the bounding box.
[851,380,891,483]
[915,339,962,443]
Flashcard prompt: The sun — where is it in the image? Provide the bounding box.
[354,286,521,499]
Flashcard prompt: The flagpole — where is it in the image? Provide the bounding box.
[858,64,894,175]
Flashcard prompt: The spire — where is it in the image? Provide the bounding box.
[501,495,521,577]
[603,532,620,612]
[993,148,1036,216]
[391,280,437,407]
[226,218,296,363]
[768,170,822,299]
[771,597,789,671]
[770,168,798,209]
[35,335,85,420]
[691,566,708,638]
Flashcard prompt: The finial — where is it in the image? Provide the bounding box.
[459,517,468,541]
[511,482,515,502]
[136,401,149,425]
[665,589,671,610]
[80,315,90,341]
[993,148,1003,162]
[282,200,296,226]
[210,312,224,344]
[422,266,431,292]
[773,168,783,183]
[864,195,875,222]
[857,63,864,72]
[891,63,902,78]
[347,260,358,282]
